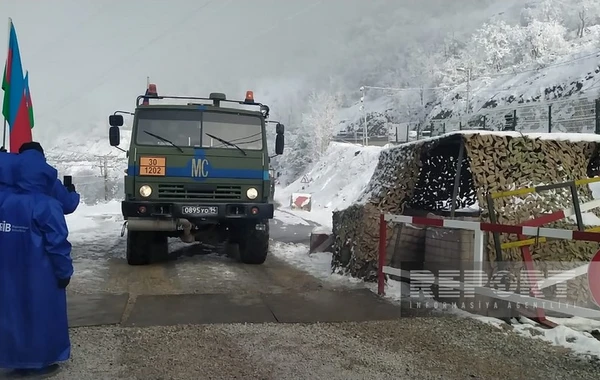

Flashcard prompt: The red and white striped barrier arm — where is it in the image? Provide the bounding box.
[384,214,600,242]
[522,199,600,226]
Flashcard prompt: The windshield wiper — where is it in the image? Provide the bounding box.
[205,133,247,156]
[144,131,184,153]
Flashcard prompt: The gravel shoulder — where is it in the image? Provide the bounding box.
[10,223,598,380]
[46,315,600,380]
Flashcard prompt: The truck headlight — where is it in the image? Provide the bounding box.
[139,185,152,198]
[246,187,258,200]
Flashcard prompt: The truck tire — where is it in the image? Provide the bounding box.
[237,221,269,265]
[126,231,169,265]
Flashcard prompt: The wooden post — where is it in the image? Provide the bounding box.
[450,139,465,218]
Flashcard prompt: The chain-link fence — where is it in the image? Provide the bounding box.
[398,97,600,143]
[337,97,600,146]
[46,150,126,205]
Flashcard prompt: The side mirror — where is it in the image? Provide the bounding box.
[109,114,124,127]
[276,123,284,134]
[275,133,284,155]
[109,126,121,146]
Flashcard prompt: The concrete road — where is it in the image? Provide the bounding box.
[2,210,600,379]
[66,210,380,328]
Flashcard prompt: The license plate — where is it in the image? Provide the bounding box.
[181,205,218,216]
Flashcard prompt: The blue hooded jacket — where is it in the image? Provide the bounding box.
[51,178,80,215]
[0,151,17,191]
[0,150,80,214]
[0,149,73,369]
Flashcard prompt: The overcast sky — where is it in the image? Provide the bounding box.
[0,1,393,139]
[0,0,511,145]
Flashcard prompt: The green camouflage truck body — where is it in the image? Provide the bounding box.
[121,104,274,221]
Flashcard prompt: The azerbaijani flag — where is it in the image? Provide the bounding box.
[2,19,25,129]
[24,71,33,128]
[9,71,33,152]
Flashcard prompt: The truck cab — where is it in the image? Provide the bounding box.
[108,88,284,265]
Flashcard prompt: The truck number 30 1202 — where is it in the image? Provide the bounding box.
[140,157,166,176]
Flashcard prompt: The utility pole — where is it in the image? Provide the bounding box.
[457,67,471,114]
[360,86,368,146]
[465,68,471,114]
[102,156,109,201]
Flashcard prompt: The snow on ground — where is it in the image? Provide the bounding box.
[273,209,310,226]
[66,200,123,242]
[275,141,383,228]
[270,241,600,360]
[65,199,600,359]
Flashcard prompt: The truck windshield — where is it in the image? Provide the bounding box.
[135,109,263,150]
[202,112,263,150]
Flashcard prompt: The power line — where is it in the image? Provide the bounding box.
[27,0,120,63]
[483,49,600,79]
[37,0,221,119]
[37,0,325,117]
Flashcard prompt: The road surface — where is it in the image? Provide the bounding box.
[2,209,600,379]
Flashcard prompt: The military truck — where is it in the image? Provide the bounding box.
[107,86,284,266]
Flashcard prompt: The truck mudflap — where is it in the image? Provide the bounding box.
[121,201,274,220]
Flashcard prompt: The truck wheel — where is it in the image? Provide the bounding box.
[126,231,169,265]
[126,231,150,265]
[237,221,269,265]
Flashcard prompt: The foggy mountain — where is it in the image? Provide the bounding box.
[2,0,598,201]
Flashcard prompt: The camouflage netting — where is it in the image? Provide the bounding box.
[332,132,600,305]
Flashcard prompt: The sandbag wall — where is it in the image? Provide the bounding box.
[331,132,600,307]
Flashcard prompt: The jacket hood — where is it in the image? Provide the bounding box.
[0,151,17,187]
[13,150,58,194]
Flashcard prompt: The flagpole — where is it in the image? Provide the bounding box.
[2,18,11,150]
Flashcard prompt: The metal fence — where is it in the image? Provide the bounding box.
[337,97,600,146]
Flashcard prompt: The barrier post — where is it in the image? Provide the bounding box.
[378,213,387,296]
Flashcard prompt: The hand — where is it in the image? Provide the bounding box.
[66,184,76,193]
[57,277,71,289]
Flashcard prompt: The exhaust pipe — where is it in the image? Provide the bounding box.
[126,218,194,243]
[127,218,177,231]
[178,218,195,243]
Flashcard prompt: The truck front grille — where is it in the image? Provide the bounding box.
[157,184,242,200]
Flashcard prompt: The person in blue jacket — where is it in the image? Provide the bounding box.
[0,147,16,192]
[18,143,80,215]
[51,177,80,214]
[0,142,73,377]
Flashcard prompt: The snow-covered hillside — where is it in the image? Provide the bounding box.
[336,47,600,143]
[327,0,600,146]
[276,142,383,227]
[43,124,131,204]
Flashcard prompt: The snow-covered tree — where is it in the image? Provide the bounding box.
[468,20,523,72]
[524,19,568,62]
[521,0,564,24]
[301,91,341,158]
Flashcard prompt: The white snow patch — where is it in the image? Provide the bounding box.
[311,225,332,235]
[379,277,600,360]
[66,200,123,241]
[273,210,310,226]
[276,142,383,227]
[270,241,363,286]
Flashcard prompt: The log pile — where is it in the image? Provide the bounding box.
[331,132,600,306]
